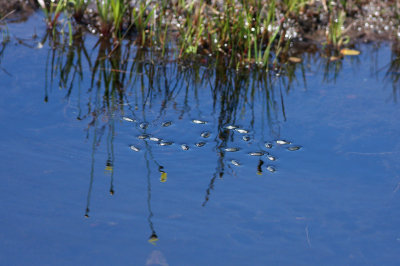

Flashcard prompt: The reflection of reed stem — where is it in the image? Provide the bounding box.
[202,172,217,207]
[107,122,115,195]
[84,120,97,218]
[202,127,229,207]
[44,48,51,102]
[145,149,157,240]
[84,74,102,218]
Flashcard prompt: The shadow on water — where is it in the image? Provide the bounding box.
[35,28,400,243]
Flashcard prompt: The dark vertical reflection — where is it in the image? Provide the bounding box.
[257,159,264,175]
[84,118,98,218]
[0,32,11,76]
[144,149,158,245]
[384,42,400,102]
[202,172,218,207]
[106,122,115,195]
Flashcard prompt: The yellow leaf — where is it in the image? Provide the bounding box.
[160,172,167,182]
[105,165,113,171]
[257,171,262,175]
[340,48,360,56]
[148,235,159,245]
[329,56,340,61]
[288,56,302,63]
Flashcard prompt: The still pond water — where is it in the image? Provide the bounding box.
[1,15,400,265]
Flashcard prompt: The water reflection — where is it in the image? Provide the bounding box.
[84,113,99,218]
[105,123,115,195]
[44,32,293,131]
[145,149,159,245]
[0,29,10,76]
[84,104,117,218]
[35,29,400,243]
[385,42,400,102]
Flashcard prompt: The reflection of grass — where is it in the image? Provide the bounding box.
[144,149,158,245]
[1,24,9,43]
[322,55,343,83]
[0,12,11,74]
[42,32,304,216]
[384,44,400,102]
[43,28,308,141]
[37,20,400,238]
[42,28,376,227]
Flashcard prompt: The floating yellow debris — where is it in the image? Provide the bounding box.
[329,56,340,61]
[288,57,302,63]
[160,172,167,183]
[148,233,159,245]
[105,160,113,171]
[340,48,360,56]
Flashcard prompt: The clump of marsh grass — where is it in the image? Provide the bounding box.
[37,0,67,29]
[68,0,90,23]
[173,0,299,69]
[37,0,76,46]
[130,1,157,46]
[95,0,128,39]
[325,6,349,49]
[37,0,310,68]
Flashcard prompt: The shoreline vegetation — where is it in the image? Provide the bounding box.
[1,0,400,69]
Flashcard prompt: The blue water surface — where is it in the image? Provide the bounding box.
[1,15,400,265]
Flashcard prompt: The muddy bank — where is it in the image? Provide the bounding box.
[0,0,38,22]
